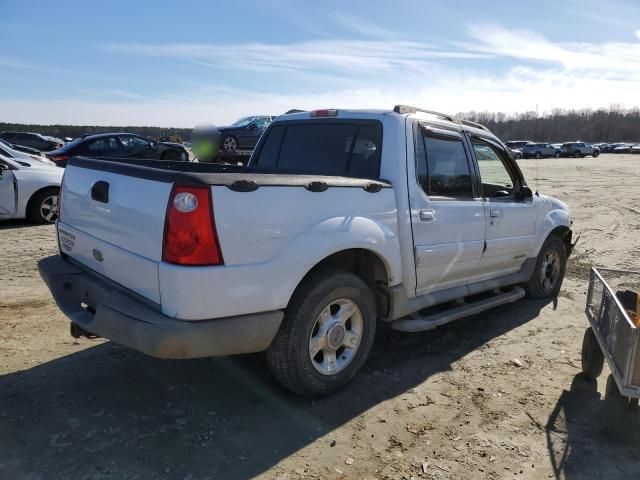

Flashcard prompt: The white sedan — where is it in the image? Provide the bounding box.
[0,153,63,224]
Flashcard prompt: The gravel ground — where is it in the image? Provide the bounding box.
[1,155,640,479]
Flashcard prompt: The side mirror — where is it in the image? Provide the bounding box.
[247,123,257,130]
[519,186,533,200]
[0,164,7,176]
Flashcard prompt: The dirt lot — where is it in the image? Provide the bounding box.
[2,155,640,480]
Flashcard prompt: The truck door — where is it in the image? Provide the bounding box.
[469,137,536,279]
[409,123,485,294]
[0,161,17,217]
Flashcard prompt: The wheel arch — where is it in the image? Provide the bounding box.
[24,184,60,218]
[289,248,392,319]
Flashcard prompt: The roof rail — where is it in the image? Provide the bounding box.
[393,105,455,122]
[393,104,490,132]
[457,118,490,132]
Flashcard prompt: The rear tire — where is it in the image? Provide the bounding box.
[554,151,560,158]
[574,151,581,158]
[581,327,604,379]
[266,269,377,397]
[525,234,566,299]
[28,187,59,224]
[535,152,542,159]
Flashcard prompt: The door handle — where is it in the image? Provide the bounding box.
[419,209,434,221]
[489,209,500,218]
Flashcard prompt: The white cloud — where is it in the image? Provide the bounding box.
[2,64,638,127]
[102,39,491,76]
[462,24,640,74]
[4,25,640,126]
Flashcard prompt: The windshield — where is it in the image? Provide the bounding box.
[231,116,259,127]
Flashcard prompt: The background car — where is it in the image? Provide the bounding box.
[560,142,600,158]
[630,145,640,154]
[0,153,62,223]
[46,133,189,167]
[520,142,560,158]
[612,143,632,154]
[508,148,522,159]
[505,140,533,150]
[218,115,274,153]
[0,139,56,166]
[0,132,62,152]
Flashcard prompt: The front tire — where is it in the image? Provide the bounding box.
[266,269,377,397]
[554,151,560,158]
[593,150,600,158]
[525,234,566,298]
[535,152,542,159]
[28,187,59,224]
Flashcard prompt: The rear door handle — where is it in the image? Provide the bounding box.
[419,209,434,221]
[489,209,500,218]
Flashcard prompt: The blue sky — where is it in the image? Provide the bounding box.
[1,0,639,126]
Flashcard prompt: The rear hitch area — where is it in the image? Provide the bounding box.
[70,322,100,339]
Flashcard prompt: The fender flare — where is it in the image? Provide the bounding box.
[531,208,571,257]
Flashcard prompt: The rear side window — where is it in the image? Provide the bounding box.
[253,121,382,178]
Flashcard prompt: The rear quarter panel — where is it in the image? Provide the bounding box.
[159,185,403,319]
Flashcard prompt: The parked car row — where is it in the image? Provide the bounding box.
[505,140,601,158]
[595,142,640,153]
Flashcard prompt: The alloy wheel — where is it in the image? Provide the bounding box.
[308,298,363,375]
[40,194,58,223]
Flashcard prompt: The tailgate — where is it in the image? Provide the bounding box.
[58,161,173,303]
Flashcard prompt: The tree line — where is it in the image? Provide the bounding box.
[2,106,640,144]
[0,123,192,142]
[461,107,640,143]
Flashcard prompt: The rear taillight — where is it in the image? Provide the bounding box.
[162,185,223,266]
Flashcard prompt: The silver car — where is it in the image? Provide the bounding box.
[521,142,560,158]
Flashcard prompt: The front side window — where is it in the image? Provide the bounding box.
[472,141,517,198]
[415,127,473,198]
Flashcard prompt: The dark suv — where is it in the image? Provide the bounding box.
[0,132,62,152]
[46,133,189,167]
[218,116,274,154]
[560,142,600,158]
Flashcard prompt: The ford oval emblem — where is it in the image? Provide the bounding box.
[92,249,104,262]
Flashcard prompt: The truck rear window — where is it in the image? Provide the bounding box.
[252,121,382,179]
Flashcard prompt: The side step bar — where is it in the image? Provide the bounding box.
[390,286,525,333]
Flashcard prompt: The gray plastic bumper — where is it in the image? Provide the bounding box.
[37,255,283,359]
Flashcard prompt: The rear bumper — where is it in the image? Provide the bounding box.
[37,255,283,359]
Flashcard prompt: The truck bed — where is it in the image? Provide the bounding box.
[57,157,400,320]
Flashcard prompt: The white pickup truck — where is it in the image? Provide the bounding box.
[39,106,573,396]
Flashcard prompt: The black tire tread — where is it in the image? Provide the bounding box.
[525,234,567,299]
[266,268,376,397]
[27,187,59,224]
[581,327,604,379]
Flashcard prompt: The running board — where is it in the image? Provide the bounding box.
[390,286,525,333]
